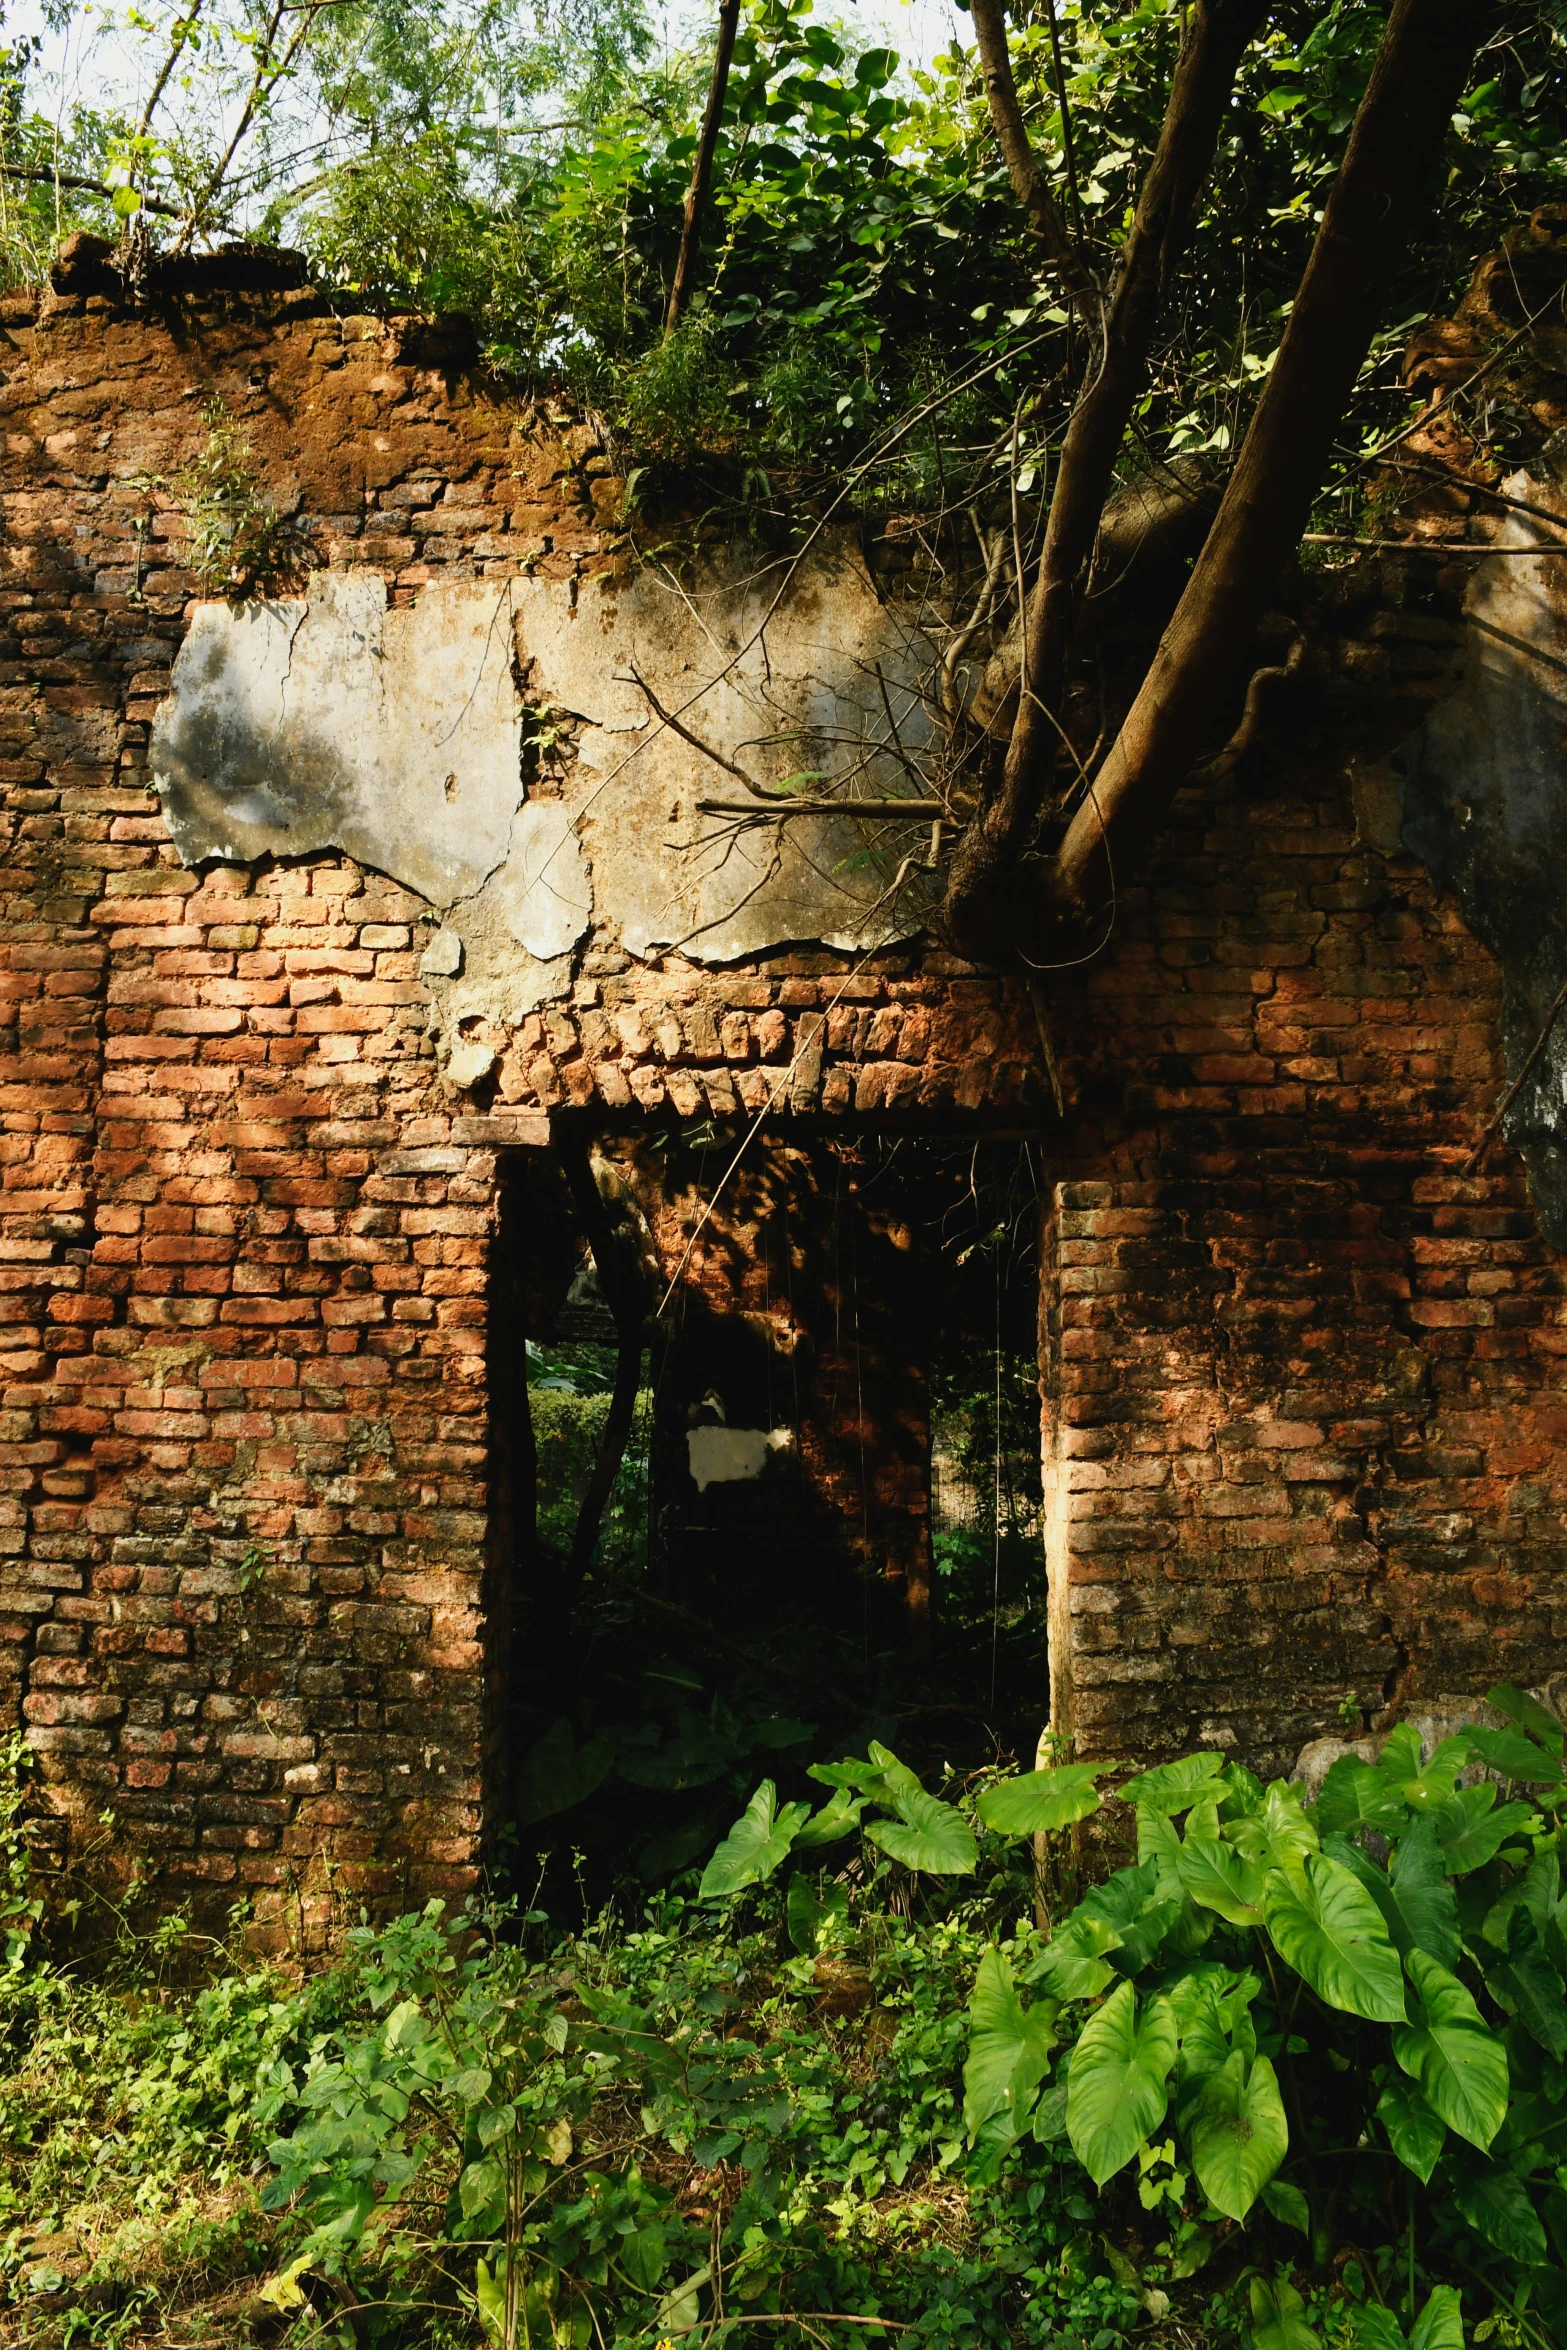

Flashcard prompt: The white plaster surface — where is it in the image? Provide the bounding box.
[687,1426,795,1492]
[151,575,524,907]
[150,540,942,991]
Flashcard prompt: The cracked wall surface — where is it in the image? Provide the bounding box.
[150,549,944,1094]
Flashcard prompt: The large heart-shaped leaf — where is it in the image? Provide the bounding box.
[1409,2287,1465,2350]
[963,1947,1058,2138]
[1315,1756,1408,1839]
[1377,2074,1446,2183]
[700,1781,810,1897]
[1188,2050,1288,2220]
[1179,1833,1267,1927]
[977,1763,1104,1837]
[1393,1949,1508,2150]
[1065,1980,1177,2186]
[1487,1683,1564,1755]
[1431,1784,1538,1875]
[1388,1819,1461,1968]
[866,1787,977,1876]
[1249,2274,1321,2350]
[1228,1781,1319,1882]
[793,1788,864,1849]
[518,1718,616,1825]
[1348,2307,1406,2350]
[1029,1909,1122,2001]
[1451,2163,1548,2262]
[1465,1725,1562,1786]
[1487,1942,1567,2059]
[1120,1753,1225,1818]
[1264,1854,1406,2021]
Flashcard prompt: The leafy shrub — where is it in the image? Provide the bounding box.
[706,1686,1567,2349]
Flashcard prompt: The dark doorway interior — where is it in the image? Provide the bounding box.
[492,1126,1047,1902]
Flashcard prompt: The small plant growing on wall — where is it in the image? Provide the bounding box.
[143,398,316,599]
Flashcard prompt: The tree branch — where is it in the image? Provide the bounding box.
[944,0,1269,956]
[1048,0,1487,929]
[664,0,742,336]
[4,166,180,220]
[967,0,1093,303]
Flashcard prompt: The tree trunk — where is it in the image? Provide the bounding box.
[967,0,1093,303]
[944,0,1269,957]
[665,0,742,337]
[1047,0,1485,930]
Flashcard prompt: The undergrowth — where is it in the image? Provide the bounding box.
[2,1686,1565,2349]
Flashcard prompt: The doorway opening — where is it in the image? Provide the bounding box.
[491,1125,1048,1903]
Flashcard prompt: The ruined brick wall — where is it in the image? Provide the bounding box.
[0,276,1036,1933]
[3,267,1563,1924]
[1039,680,1567,1780]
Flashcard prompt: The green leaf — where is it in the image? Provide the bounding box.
[1452,2164,1548,2262]
[1315,1756,1407,1838]
[977,1763,1104,1836]
[654,2263,712,2337]
[1229,1781,1320,1881]
[1465,1725,1562,1785]
[1029,1908,1121,2001]
[110,183,143,220]
[518,1717,615,1825]
[1432,1783,1538,1874]
[458,2153,506,2229]
[1188,2051,1288,2220]
[1389,1818,1462,1967]
[1486,1943,1567,2060]
[1065,1980,1177,2186]
[1249,2273,1322,2350]
[1487,1684,1564,1754]
[1178,1833,1267,1927]
[1377,2074,1447,2183]
[1261,2179,1311,2235]
[1409,2287,1465,2350]
[786,1873,847,1954]
[964,1947,1058,2139]
[1349,2309,1407,2350]
[699,1781,810,1897]
[792,1788,864,1848]
[1393,1949,1509,2150]
[865,1787,977,1875]
[1264,1854,1407,2021]
[1120,1753,1226,1818]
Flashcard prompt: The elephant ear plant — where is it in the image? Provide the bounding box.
[709,1685,1567,2346]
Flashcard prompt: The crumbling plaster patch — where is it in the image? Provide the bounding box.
[149,540,941,1071]
[1400,433,1567,1244]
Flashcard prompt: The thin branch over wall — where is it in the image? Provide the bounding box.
[943,0,1269,958]
[1047,0,1487,931]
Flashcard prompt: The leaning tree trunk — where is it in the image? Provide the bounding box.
[944,0,1270,958]
[1045,0,1485,931]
